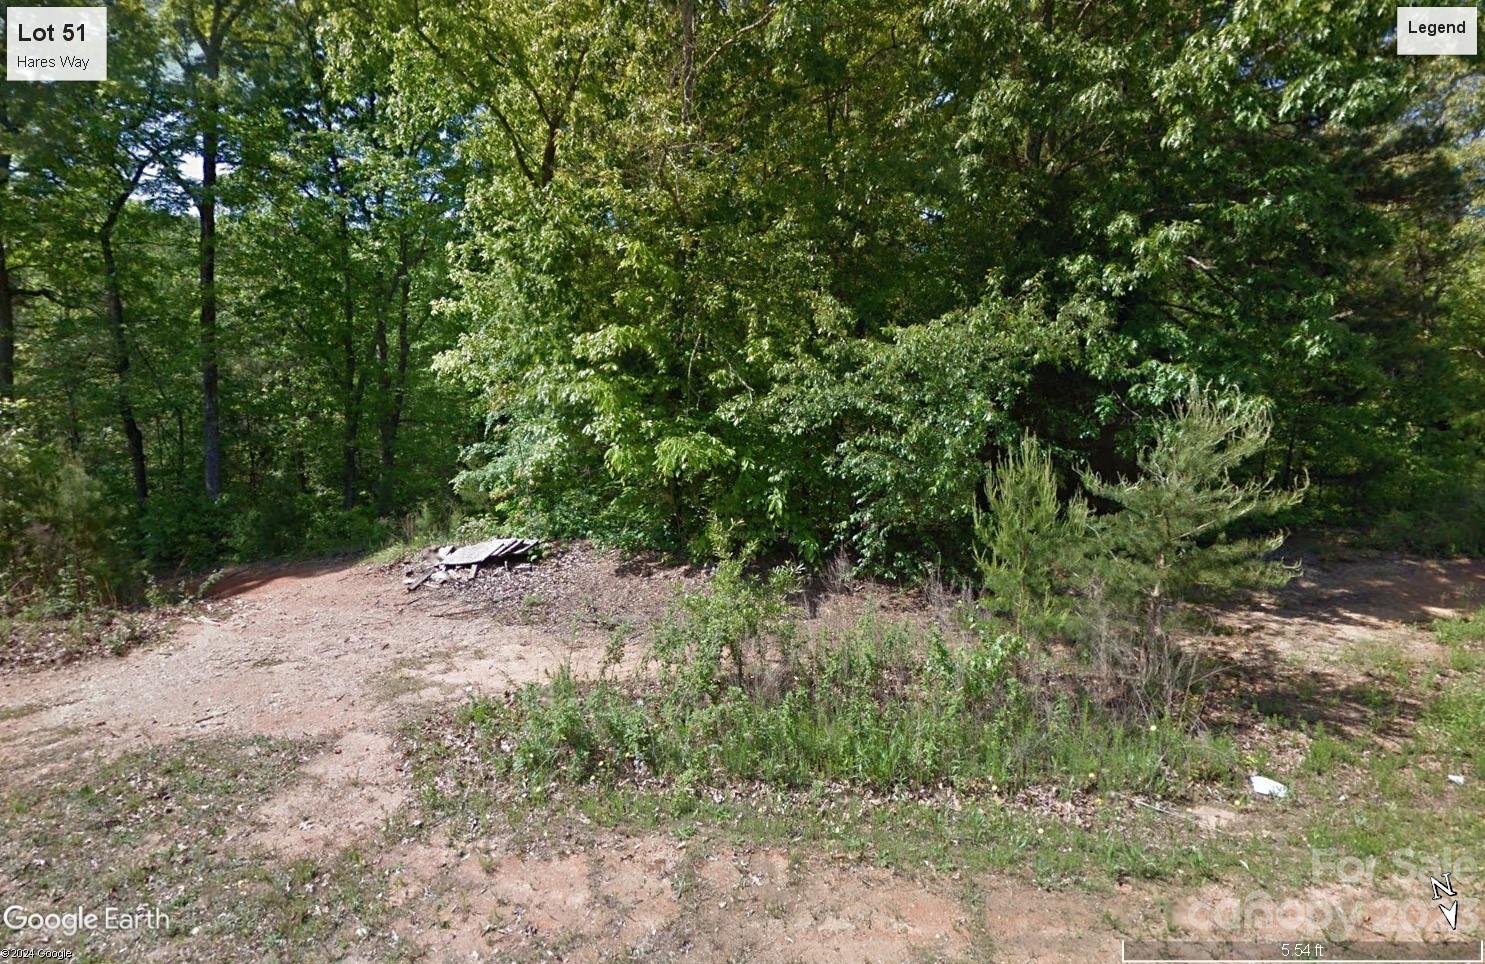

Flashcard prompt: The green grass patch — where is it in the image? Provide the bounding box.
[1301,752,1483,876]
[1424,673,1485,774]
[1424,604,1485,771]
[1289,601,1485,886]
[1431,604,1485,647]
[1300,725,1359,776]
[408,719,1249,889]
[1432,604,1485,673]
[464,612,1237,798]
[1341,638,1412,687]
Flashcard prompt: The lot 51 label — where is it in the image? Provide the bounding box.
[7,7,107,81]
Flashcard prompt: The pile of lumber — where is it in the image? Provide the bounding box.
[403,537,540,591]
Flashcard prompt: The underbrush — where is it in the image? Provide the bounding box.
[456,390,1307,800]
[0,593,176,671]
[0,565,224,672]
[453,563,1238,800]
[1372,479,1485,557]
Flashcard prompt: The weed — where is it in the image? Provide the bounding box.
[1424,673,1485,774]
[453,573,1238,798]
[1301,725,1357,775]
[1433,605,1485,674]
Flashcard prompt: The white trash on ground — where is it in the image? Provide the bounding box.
[1448,774,1465,785]
[1249,774,1288,799]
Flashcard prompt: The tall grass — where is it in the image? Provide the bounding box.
[459,569,1237,797]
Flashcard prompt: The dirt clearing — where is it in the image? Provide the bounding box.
[1,547,1481,960]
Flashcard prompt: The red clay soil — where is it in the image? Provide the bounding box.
[1,549,1481,961]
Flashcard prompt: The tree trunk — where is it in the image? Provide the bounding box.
[373,299,393,514]
[342,327,360,510]
[678,0,696,126]
[0,151,15,401]
[375,242,412,514]
[339,235,360,510]
[0,233,14,402]
[198,45,224,500]
[101,230,148,506]
[64,379,81,453]
[1025,0,1054,168]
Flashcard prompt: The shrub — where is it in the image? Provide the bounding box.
[142,484,393,569]
[649,559,799,699]
[1079,385,1305,715]
[141,491,233,571]
[1,413,137,607]
[500,666,654,783]
[459,568,1237,796]
[974,433,1090,632]
[226,488,387,561]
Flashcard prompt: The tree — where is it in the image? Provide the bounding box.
[89,5,174,506]
[1079,384,1305,714]
[1085,385,1306,638]
[0,96,20,402]
[168,0,262,500]
[974,433,1090,631]
[2,0,1481,593]
[8,1,175,508]
[224,0,463,514]
[428,0,1463,569]
[0,79,57,404]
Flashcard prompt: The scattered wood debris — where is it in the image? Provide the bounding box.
[391,543,705,627]
[403,537,540,591]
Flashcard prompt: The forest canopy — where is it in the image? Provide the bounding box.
[2,0,1483,595]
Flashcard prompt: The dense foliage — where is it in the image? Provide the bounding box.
[3,0,476,587]
[421,0,1485,571]
[2,1,1483,596]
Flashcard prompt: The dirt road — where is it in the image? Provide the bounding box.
[1,552,1481,961]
